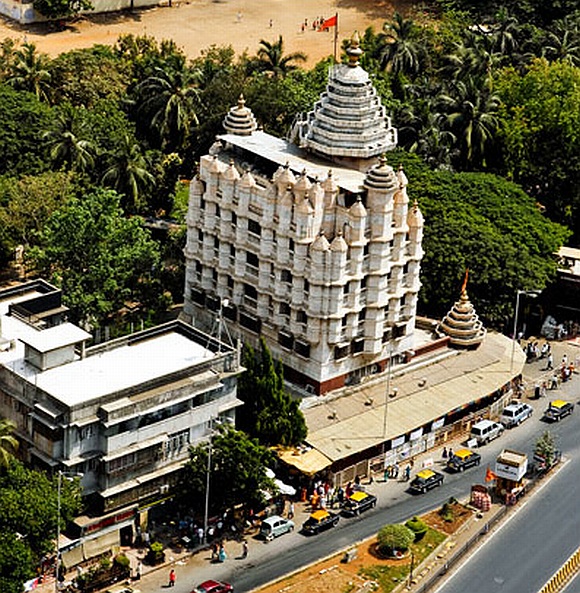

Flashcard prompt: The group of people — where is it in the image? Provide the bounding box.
[525,340,551,363]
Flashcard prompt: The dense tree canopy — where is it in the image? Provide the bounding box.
[27,188,165,328]
[178,425,275,518]
[237,339,307,447]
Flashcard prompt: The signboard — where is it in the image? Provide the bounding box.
[432,417,445,430]
[410,427,423,441]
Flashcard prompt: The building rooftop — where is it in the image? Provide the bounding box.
[218,130,367,194]
[291,331,525,471]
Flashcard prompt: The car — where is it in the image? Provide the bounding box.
[543,399,574,422]
[260,515,295,541]
[192,581,233,593]
[446,448,482,472]
[409,469,444,494]
[301,509,339,534]
[500,402,533,428]
[342,490,377,516]
[470,419,505,446]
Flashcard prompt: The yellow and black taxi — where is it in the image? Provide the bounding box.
[409,468,444,494]
[342,490,378,516]
[301,509,340,535]
[446,448,482,473]
[543,399,574,422]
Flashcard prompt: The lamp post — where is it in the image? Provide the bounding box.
[203,431,212,545]
[510,289,541,374]
[55,471,82,592]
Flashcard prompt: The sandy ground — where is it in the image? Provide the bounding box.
[0,0,413,65]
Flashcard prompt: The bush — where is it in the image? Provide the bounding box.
[405,516,428,541]
[439,502,455,522]
[145,541,165,566]
[114,554,130,569]
[377,524,415,556]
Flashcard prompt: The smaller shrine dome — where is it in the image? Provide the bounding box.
[297,196,314,214]
[364,155,398,190]
[437,273,486,348]
[223,94,258,135]
[275,163,297,189]
[311,231,330,251]
[222,159,240,182]
[239,170,257,188]
[397,163,408,188]
[294,169,312,193]
[322,170,338,193]
[349,196,367,218]
[407,200,424,228]
[330,231,348,252]
[208,155,224,174]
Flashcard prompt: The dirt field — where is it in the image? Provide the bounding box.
[0,0,415,65]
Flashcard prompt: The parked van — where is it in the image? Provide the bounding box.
[260,515,294,541]
[470,419,504,446]
[500,402,533,428]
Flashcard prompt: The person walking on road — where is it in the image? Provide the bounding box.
[241,540,248,559]
[168,569,176,587]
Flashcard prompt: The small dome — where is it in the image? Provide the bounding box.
[397,164,408,188]
[407,200,424,228]
[223,94,258,135]
[346,31,363,67]
[280,185,294,207]
[330,231,348,252]
[276,163,296,188]
[322,170,338,193]
[222,160,240,182]
[190,175,204,195]
[364,155,398,190]
[294,169,312,193]
[394,188,408,206]
[239,170,257,188]
[208,155,223,174]
[349,196,367,218]
[311,231,330,251]
[297,196,314,214]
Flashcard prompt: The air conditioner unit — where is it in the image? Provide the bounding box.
[159,484,169,494]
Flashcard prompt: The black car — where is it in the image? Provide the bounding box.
[543,399,574,422]
[302,510,339,535]
[342,491,377,516]
[409,469,444,493]
[446,448,482,472]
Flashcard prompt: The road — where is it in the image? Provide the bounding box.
[432,377,580,593]
[132,346,580,593]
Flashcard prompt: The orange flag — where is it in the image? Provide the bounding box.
[485,466,497,482]
[318,14,337,31]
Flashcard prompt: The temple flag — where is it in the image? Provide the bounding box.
[318,14,337,31]
[485,466,497,482]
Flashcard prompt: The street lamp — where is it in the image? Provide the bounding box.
[510,289,541,374]
[55,471,82,592]
[202,418,221,545]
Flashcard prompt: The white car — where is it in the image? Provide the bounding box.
[501,402,533,428]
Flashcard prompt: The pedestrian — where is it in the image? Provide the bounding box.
[168,569,176,587]
[534,382,541,398]
[550,373,559,390]
[393,462,399,479]
[218,543,227,562]
[211,542,218,560]
[135,561,142,581]
[241,540,248,559]
[404,464,411,481]
[546,353,554,370]
[269,18,273,27]
[236,11,242,22]
[288,502,294,520]
[442,447,448,459]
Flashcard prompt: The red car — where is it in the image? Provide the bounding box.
[192,581,233,593]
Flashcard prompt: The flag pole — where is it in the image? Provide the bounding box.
[333,12,338,64]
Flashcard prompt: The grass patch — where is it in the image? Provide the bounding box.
[359,527,447,593]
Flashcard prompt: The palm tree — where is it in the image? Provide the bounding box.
[101,134,154,213]
[542,16,580,66]
[255,36,307,79]
[134,65,201,151]
[437,77,500,169]
[43,104,96,173]
[0,418,18,468]
[6,42,51,101]
[376,13,423,77]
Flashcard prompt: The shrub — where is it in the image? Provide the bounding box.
[439,502,455,522]
[377,524,415,556]
[114,554,130,569]
[145,541,165,566]
[405,516,428,541]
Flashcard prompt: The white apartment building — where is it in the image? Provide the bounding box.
[0,279,241,557]
[182,34,425,395]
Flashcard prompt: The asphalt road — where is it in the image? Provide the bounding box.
[432,383,580,593]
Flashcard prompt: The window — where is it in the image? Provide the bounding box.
[352,338,364,354]
[281,269,293,283]
[359,308,367,321]
[361,277,367,290]
[279,302,290,316]
[244,284,257,300]
[214,236,220,249]
[343,282,351,294]
[239,312,261,333]
[304,279,310,293]
[227,276,234,289]
[80,425,94,439]
[247,252,259,267]
[230,245,236,257]
[294,340,311,358]
[216,204,221,218]
[341,316,348,327]
[109,453,136,473]
[164,430,190,458]
[289,238,295,253]
[334,344,349,360]
[248,219,261,236]
[278,331,294,350]
[200,198,206,210]
[297,310,307,324]
[198,229,204,242]
[232,212,237,225]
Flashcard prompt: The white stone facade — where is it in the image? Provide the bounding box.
[183,38,424,394]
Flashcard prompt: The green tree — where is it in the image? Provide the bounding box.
[251,36,307,79]
[237,339,307,447]
[133,64,201,152]
[377,523,415,555]
[101,133,154,214]
[27,188,163,328]
[0,532,34,593]
[534,430,557,467]
[43,103,96,173]
[5,43,51,102]
[0,418,17,468]
[178,425,275,518]
[33,0,92,20]
[376,13,424,77]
